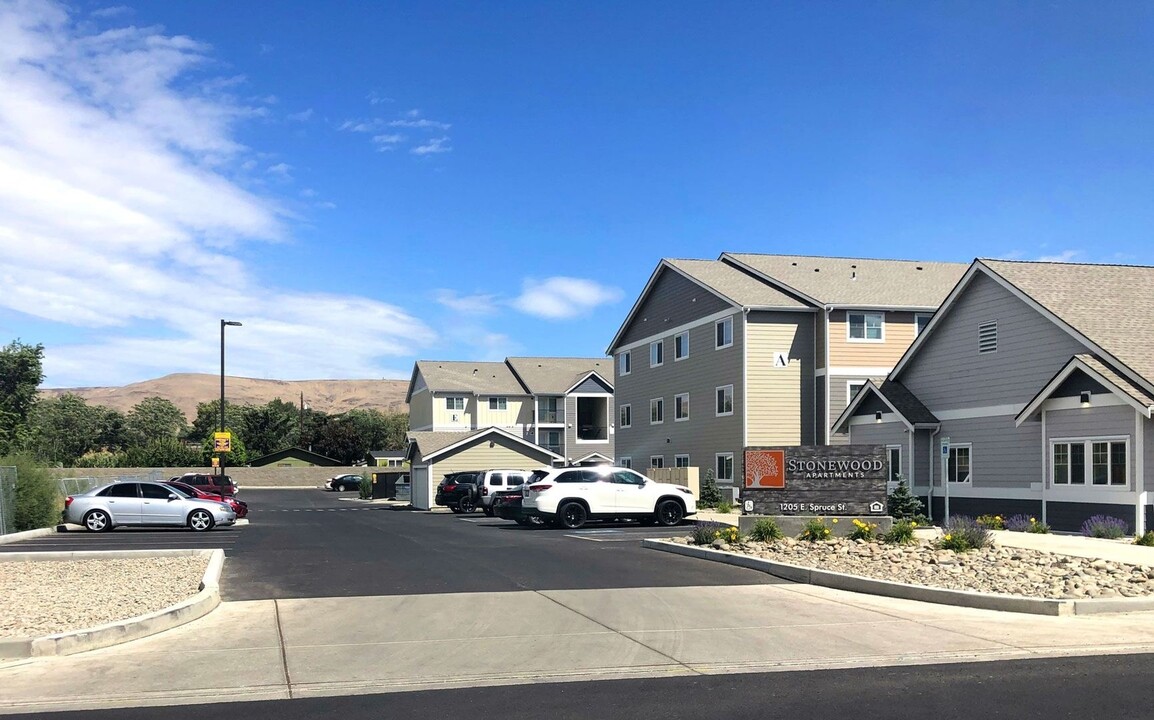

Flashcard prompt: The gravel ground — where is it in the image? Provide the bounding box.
[0,556,209,638]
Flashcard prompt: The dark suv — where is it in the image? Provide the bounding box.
[170,473,238,497]
[434,471,482,513]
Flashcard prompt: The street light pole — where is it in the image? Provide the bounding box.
[220,320,242,479]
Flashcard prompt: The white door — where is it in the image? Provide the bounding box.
[410,465,431,510]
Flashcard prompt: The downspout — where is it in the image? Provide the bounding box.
[533,393,539,447]
[1041,409,1048,528]
[824,305,832,444]
[1135,409,1145,535]
[928,426,940,522]
[742,307,750,450]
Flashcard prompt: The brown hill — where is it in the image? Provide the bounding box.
[39,373,410,421]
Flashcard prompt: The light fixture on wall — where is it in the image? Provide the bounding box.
[1080,391,1091,408]
[874,411,883,423]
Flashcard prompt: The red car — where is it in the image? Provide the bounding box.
[165,481,248,519]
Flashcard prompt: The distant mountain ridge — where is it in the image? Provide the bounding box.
[39,373,410,421]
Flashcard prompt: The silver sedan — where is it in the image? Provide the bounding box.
[65,481,237,532]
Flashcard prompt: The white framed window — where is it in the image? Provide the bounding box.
[619,457,632,469]
[674,454,690,468]
[848,312,884,341]
[445,397,465,411]
[488,397,507,411]
[674,331,690,361]
[715,384,734,416]
[650,398,664,424]
[979,321,998,354]
[886,445,902,486]
[1052,438,1128,488]
[619,351,631,376]
[915,313,933,336]
[650,455,664,469]
[715,317,733,349]
[674,392,689,421]
[947,444,972,484]
[650,340,664,367]
[619,404,631,428]
[715,453,733,482]
[846,381,865,406]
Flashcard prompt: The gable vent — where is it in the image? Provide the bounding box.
[978,321,998,354]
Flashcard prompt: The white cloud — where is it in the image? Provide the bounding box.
[412,136,451,155]
[266,162,292,178]
[372,133,404,150]
[90,5,131,19]
[389,118,452,131]
[337,118,382,133]
[510,277,624,320]
[0,0,436,386]
[287,108,313,122]
[366,91,392,106]
[435,290,499,315]
[1036,250,1081,262]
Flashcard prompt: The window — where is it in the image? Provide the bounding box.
[848,312,884,341]
[716,317,733,349]
[674,331,689,361]
[619,457,632,469]
[650,456,664,469]
[915,313,933,336]
[556,470,588,483]
[1053,439,1128,487]
[947,445,971,484]
[650,340,664,367]
[140,483,172,499]
[619,351,631,376]
[611,469,647,485]
[445,397,465,411]
[887,445,902,485]
[650,398,664,424]
[715,453,733,482]
[619,404,631,428]
[674,454,690,468]
[674,392,689,421]
[716,385,734,416]
[100,483,138,498]
[488,397,507,411]
[979,321,998,354]
[847,381,865,406]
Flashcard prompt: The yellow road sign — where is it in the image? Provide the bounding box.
[213,432,232,453]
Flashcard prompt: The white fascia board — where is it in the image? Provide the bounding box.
[422,426,565,463]
[614,308,739,354]
[831,380,915,434]
[564,370,614,395]
[829,366,895,377]
[1014,357,1154,427]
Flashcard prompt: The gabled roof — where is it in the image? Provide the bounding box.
[369,450,405,459]
[506,357,614,395]
[892,259,1154,398]
[406,360,526,402]
[722,253,967,309]
[1015,354,1154,426]
[405,427,564,463]
[831,379,940,434]
[665,259,810,309]
[247,447,343,467]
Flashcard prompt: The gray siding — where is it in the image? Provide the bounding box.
[1046,405,1134,441]
[613,310,744,479]
[934,415,1042,490]
[829,375,887,446]
[572,376,612,394]
[848,423,908,477]
[1146,416,1154,493]
[902,273,1089,410]
[563,394,615,461]
[912,431,932,490]
[815,379,826,444]
[615,267,734,348]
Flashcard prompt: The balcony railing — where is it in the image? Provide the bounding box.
[577,425,608,441]
[537,409,564,424]
[542,442,563,455]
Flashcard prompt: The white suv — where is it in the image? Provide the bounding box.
[521,465,696,529]
[476,469,532,516]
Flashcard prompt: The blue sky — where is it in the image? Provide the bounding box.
[3,0,1153,388]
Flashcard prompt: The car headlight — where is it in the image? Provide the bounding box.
[677,487,694,495]
[219,504,231,512]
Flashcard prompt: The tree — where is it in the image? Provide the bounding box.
[25,393,102,466]
[699,467,723,508]
[0,340,45,455]
[187,400,246,443]
[199,430,248,466]
[93,407,129,452]
[311,416,366,465]
[123,438,203,468]
[240,399,298,457]
[887,477,927,522]
[125,397,187,446]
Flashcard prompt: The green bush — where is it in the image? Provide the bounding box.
[799,517,831,542]
[1135,531,1154,547]
[359,472,373,500]
[691,521,740,545]
[716,500,733,514]
[976,514,1005,530]
[883,519,918,545]
[886,478,927,522]
[3,454,62,532]
[849,518,879,541]
[938,515,992,552]
[699,468,723,508]
[748,518,783,542]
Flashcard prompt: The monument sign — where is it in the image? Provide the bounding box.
[742,445,888,515]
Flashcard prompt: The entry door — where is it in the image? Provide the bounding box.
[610,469,652,513]
[140,482,186,525]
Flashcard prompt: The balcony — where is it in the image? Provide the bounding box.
[537,409,564,424]
[577,425,608,442]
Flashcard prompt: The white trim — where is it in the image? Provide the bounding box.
[409,423,433,432]
[886,444,903,486]
[649,340,664,368]
[935,485,1042,499]
[716,384,735,417]
[420,427,565,463]
[619,403,632,429]
[934,404,1024,421]
[674,453,691,468]
[649,397,664,425]
[674,392,690,422]
[574,452,613,464]
[823,306,831,444]
[1136,410,1146,535]
[564,370,614,395]
[715,452,734,482]
[741,310,748,447]
[847,412,902,426]
[845,380,867,406]
[915,313,933,337]
[618,351,631,377]
[614,308,736,354]
[619,456,632,469]
[674,331,690,362]
[846,311,885,343]
[815,368,827,377]
[1041,395,1126,411]
[1041,409,1048,526]
[649,455,665,469]
[1016,356,1154,426]
[716,316,735,350]
[946,443,973,485]
[1049,435,1131,490]
[829,366,895,377]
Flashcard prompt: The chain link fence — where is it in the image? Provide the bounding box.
[0,469,167,535]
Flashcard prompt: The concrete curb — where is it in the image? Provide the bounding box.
[0,527,58,545]
[643,539,1154,616]
[0,549,224,658]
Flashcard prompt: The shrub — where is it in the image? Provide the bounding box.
[883,519,917,544]
[1081,515,1129,539]
[976,514,1005,530]
[937,515,991,552]
[359,472,373,500]
[1135,531,1154,547]
[691,521,740,545]
[3,454,62,532]
[849,518,878,541]
[799,517,832,542]
[717,500,733,514]
[699,468,723,508]
[1005,514,1051,534]
[887,478,926,521]
[748,518,783,542]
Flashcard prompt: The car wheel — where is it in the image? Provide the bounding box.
[483,505,494,517]
[458,496,476,513]
[450,504,464,514]
[188,509,215,532]
[558,501,588,529]
[514,517,530,526]
[84,509,112,533]
[655,499,684,527]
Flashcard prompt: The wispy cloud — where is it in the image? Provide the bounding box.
[366,91,393,106]
[337,118,382,133]
[373,133,405,150]
[412,136,451,155]
[435,290,499,315]
[258,43,273,55]
[389,118,452,131]
[287,108,313,122]
[510,278,624,320]
[266,162,292,178]
[339,106,453,156]
[0,1,436,386]
[1036,250,1081,262]
[90,5,131,18]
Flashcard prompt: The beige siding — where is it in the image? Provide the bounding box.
[828,310,919,367]
[746,316,803,445]
[408,387,433,430]
[430,437,553,479]
[475,394,532,428]
[432,393,475,429]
